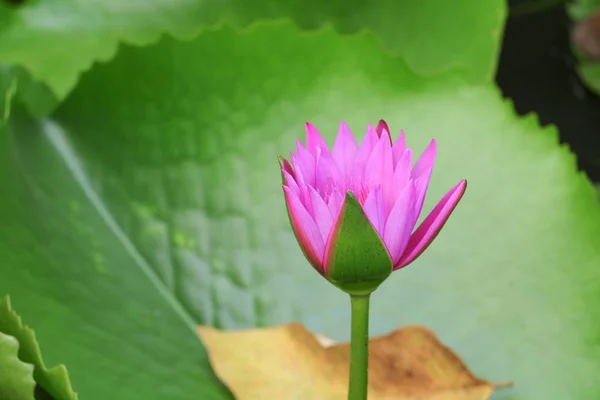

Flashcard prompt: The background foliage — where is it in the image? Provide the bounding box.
[0,1,599,399]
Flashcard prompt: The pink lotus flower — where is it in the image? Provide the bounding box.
[280,120,466,282]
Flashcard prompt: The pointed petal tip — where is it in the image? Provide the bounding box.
[345,190,358,202]
[278,155,295,176]
[277,154,286,166]
[336,121,353,136]
[304,122,330,155]
[427,139,438,156]
[338,121,354,135]
[453,180,468,204]
[411,138,438,179]
[456,179,468,199]
[376,119,389,131]
[279,157,289,185]
[444,179,468,204]
[375,119,392,145]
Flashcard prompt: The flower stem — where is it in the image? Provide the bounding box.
[348,294,370,400]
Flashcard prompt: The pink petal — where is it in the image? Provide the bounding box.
[331,121,358,185]
[314,150,345,195]
[388,148,412,213]
[394,180,467,270]
[375,120,392,145]
[305,122,330,157]
[361,186,386,238]
[364,134,394,190]
[295,181,313,215]
[283,186,325,272]
[359,124,379,152]
[353,124,379,186]
[412,167,433,226]
[412,139,436,179]
[282,170,300,194]
[307,185,335,244]
[326,188,344,223]
[409,141,436,222]
[291,144,316,187]
[279,157,295,179]
[295,139,304,154]
[383,184,416,264]
[392,130,406,168]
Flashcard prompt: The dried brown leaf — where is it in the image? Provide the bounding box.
[198,323,506,400]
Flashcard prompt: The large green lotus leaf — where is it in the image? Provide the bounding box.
[0,118,233,397]
[0,65,17,125]
[0,296,77,399]
[0,0,504,103]
[4,21,600,399]
[0,331,35,400]
[0,64,57,118]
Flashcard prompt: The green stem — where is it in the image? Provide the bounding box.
[348,294,370,400]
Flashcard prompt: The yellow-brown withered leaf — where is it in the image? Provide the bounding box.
[198,323,507,400]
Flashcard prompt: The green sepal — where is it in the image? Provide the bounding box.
[325,192,393,295]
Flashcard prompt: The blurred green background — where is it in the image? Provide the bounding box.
[1,0,600,399]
